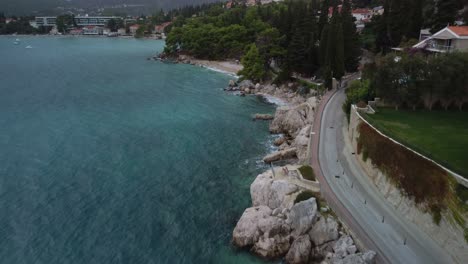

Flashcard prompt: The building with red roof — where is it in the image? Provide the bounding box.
[154,22,172,34]
[413,26,468,53]
[352,8,372,22]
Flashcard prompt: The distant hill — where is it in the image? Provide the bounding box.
[1,0,221,15]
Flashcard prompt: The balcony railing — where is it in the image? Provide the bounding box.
[426,41,453,52]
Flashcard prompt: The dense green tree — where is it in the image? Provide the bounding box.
[56,14,75,34]
[368,52,468,111]
[317,0,330,39]
[239,44,266,81]
[341,0,361,72]
[426,0,463,33]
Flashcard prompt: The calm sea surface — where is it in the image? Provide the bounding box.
[0,36,276,264]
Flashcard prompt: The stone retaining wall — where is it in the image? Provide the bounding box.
[348,105,468,263]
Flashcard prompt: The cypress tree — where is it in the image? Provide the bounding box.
[318,0,330,39]
[341,0,361,73]
[334,23,345,79]
[319,24,330,66]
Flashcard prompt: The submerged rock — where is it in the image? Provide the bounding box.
[254,114,274,120]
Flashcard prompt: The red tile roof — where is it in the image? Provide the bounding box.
[448,26,468,37]
[352,8,371,14]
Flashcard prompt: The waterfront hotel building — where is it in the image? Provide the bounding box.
[35,16,120,27]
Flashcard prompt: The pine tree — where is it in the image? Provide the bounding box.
[429,0,462,33]
[239,44,266,81]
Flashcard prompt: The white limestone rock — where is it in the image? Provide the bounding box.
[252,216,291,259]
[285,235,312,264]
[232,206,272,247]
[268,180,299,209]
[333,235,354,259]
[250,171,274,207]
[288,198,318,239]
[309,216,339,246]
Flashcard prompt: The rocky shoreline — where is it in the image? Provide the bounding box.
[152,54,242,75]
[226,79,377,264]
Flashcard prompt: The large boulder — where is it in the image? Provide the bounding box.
[251,172,274,207]
[232,206,272,247]
[252,216,291,259]
[292,125,311,162]
[285,235,312,264]
[333,235,354,259]
[268,180,299,209]
[238,79,254,90]
[288,198,318,239]
[270,104,309,136]
[309,216,339,246]
[263,148,297,163]
[274,136,287,146]
[228,79,236,87]
[331,251,376,264]
[250,172,298,209]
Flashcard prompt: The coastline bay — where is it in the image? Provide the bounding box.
[0,36,276,263]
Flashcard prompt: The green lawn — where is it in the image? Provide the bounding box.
[364,109,468,178]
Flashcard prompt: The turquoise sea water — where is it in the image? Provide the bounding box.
[0,36,276,263]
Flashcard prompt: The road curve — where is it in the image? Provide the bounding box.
[310,87,454,263]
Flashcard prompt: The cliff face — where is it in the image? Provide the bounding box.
[348,106,468,263]
[232,169,377,264]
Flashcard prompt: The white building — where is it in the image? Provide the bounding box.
[352,9,372,22]
[413,26,468,53]
[35,17,57,27]
[82,26,104,35]
[74,16,119,27]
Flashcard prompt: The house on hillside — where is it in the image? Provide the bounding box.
[372,6,384,16]
[413,26,468,53]
[129,24,140,36]
[352,9,373,22]
[246,0,257,6]
[154,22,172,34]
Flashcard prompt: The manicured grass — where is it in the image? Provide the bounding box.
[298,165,316,181]
[364,109,468,178]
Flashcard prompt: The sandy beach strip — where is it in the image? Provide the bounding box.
[190,59,243,76]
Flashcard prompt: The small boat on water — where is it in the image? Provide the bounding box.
[13,38,20,45]
[25,45,32,49]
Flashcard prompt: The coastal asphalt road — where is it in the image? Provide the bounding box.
[313,88,455,263]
